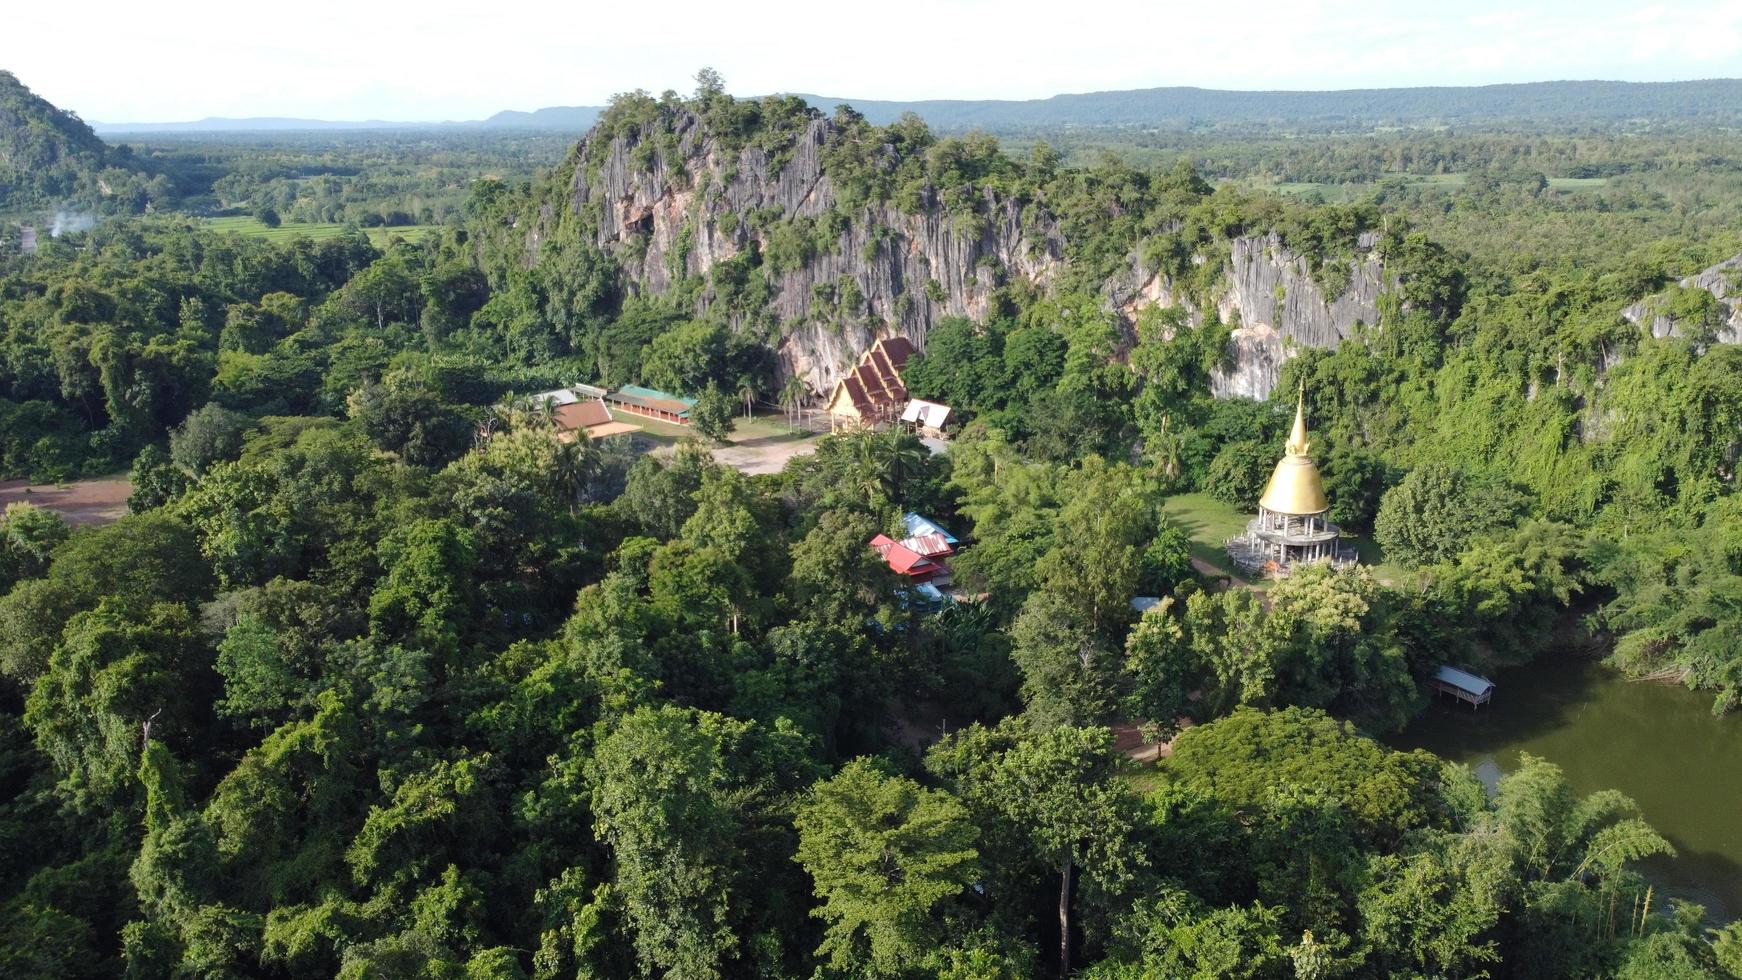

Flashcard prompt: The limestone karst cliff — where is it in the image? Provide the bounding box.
[1105,231,1386,398]
[540,108,1063,394]
[522,101,1392,400]
[1621,251,1742,345]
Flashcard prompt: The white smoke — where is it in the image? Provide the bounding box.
[50,211,96,237]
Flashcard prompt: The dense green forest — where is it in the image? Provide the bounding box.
[3,72,1742,978]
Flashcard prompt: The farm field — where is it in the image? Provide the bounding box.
[202,215,441,246]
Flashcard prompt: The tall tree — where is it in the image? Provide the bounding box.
[928,720,1146,976]
[589,707,768,979]
[793,760,980,976]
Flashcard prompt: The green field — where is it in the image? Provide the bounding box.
[1162,492,1253,577]
[1273,172,1468,203]
[613,415,693,444]
[1273,172,1605,201]
[618,410,814,446]
[203,215,440,246]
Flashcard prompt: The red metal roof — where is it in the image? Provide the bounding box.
[870,533,943,578]
[553,399,612,432]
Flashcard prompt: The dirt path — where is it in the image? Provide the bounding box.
[708,431,821,475]
[0,477,132,526]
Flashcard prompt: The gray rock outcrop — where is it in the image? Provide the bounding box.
[533,106,1387,401]
[1106,231,1387,399]
[555,111,1064,393]
[1621,251,1742,344]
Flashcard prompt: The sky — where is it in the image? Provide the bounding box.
[5,0,1742,122]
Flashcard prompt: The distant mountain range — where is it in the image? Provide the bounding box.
[787,79,1742,130]
[91,106,603,135]
[85,78,1742,136]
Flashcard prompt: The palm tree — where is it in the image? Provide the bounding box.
[736,374,759,420]
[849,429,926,507]
[780,375,808,432]
[1146,414,1185,484]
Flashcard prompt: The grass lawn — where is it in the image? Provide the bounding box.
[731,412,815,441]
[1162,492,1252,578]
[615,415,694,445]
[1163,491,1410,585]
[606,409,817,449]
[1350,536,1412,586]
[203,216,440,247]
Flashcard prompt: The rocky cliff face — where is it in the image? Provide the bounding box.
[557,111,1064,393]
[1621,251,1742,345]
[1106,231,1386,399]
[539,107,1387,400]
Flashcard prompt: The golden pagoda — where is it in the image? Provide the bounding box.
[1227,385,1357,575]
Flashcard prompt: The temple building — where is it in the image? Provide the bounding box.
[1226,387,1358,576]
[825,337,914,430]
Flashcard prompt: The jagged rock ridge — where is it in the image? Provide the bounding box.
[1106,231,1386,398]
[559,110,1064,393]
[536,106,1388,399]
[1621,252,1742,345]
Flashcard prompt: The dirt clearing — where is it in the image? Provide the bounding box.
[0,477,132,526]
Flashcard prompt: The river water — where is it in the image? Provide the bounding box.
[1390,654,1742,922]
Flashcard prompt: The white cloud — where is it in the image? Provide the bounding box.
[2,0,1739,121]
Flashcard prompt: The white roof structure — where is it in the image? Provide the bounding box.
[1433,665,1495,698]
[530,388,580,407]
[901,399,952,429]
[1129,596,1164,614]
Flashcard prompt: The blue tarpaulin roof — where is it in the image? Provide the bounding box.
[904,513,957,545]
[1434,665,1494,697]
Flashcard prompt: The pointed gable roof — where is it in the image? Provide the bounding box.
[829,336,916,419]
[870,532,943,578]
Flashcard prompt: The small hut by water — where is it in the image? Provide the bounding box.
[1431,665,1495,708]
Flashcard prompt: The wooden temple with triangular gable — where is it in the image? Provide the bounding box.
[825,336,914,431]
[1226,384,1359,576]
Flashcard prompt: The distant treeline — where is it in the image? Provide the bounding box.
[791,79,1742,132]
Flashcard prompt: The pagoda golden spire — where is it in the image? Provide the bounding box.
[1285,381,1311,457]
[1258,380,1329,515]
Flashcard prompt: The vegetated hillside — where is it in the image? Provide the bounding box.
[1623,250,1742,343]
[789,78,1742,132]
[6,84,1742,979]
[0,70,171,217]
[476,105,601,130]
[491,90,1426,397]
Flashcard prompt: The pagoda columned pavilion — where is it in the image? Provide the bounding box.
[1226,387,1358,576]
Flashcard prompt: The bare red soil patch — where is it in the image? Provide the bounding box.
[0,478,132,526]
